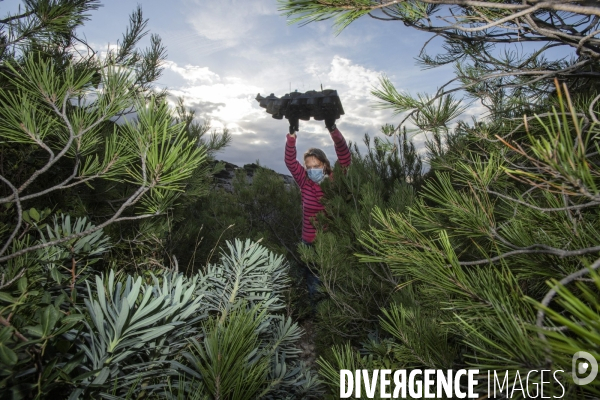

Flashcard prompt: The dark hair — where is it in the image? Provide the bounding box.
[303,148,332,175]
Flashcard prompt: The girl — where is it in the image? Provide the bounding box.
[284,118,352,244]
[284,117,352,307]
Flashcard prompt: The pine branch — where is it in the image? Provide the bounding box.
[456,244,600,266]
[0,315,29,343]
[0,268,25,290]
[0,149,154,263]
[0,174,22,257]
[0,9,36,24]
[535,256,600,349]
[486,190,600,212]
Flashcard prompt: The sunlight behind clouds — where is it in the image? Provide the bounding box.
[166,61,266,134]
[163,52,404,172]
[72,0,466,173]
[165,56,396,139]
[165,61,220,84]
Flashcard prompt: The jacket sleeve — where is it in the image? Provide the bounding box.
[285,134,307,187]
[330,128,352,168]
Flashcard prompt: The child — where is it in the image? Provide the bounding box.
[284,116,351,304]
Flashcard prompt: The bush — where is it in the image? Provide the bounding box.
[1,237,322,399]
[317,86,600,399]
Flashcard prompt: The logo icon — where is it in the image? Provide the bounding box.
[572,351,598,385]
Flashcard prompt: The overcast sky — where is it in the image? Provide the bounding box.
[7,0,475,174]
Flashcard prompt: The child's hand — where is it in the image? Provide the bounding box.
[289,116,299,134]
[324,114,336,132]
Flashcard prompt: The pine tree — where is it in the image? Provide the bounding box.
[0,2,226,397]
[314,84,600,399]
[279,0,600,117]
[176,163,303,272]
[279,2,600,398]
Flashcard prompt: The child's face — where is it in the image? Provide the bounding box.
[304,156,323,170]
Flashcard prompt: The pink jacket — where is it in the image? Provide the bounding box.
[285,128,352,243]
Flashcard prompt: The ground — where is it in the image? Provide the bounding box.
[299,319,318,368]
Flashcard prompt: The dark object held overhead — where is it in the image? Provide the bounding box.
[255,89,345,123]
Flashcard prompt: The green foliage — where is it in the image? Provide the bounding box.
[1,236,322,399]
[1,215,111,399]
[188,239,321,400]
[172,97,232,155]
[0,1,229,279]
[372,76,469,135]
[67,269,207,399]
[311,87,600,398]
[280,2,600,398]
[185,164,302,267]
[278,0,371,34]
[0,0,210,266]
[317,343,382,400]
[0,2,235,398]
[188,305,271,400]
[0,0,102,61]
[279,0,600,117]
[0,51,208,261]
[170,163,308,318]
[533,262,600,397]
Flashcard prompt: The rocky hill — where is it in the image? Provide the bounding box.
[211,161,295,192]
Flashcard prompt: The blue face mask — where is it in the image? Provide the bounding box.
[307,168,325,183]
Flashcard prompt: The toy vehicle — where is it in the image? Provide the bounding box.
[255,89,344,122]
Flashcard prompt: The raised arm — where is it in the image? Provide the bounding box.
[330,128,351,168]
[324,114,351,168]
[285,133,307,187]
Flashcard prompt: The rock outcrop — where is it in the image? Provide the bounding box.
[211,161,295,192]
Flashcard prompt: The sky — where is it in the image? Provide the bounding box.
[6,0,473,174]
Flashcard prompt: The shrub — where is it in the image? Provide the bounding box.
[1,237,322,399]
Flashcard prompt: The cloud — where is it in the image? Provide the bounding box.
[159,0,282,59]
[323,56,395,131]
[166,61,265,134]
[163,55,406,173]
[164,61,220,84]
[166,55,394,132]
[184,0,277,47]
[154,2,471,174]
[328,56,381,93]
[463,98,489,120]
